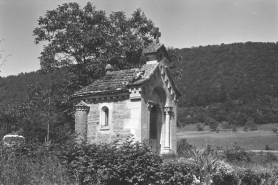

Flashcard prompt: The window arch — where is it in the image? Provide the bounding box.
[101,106,109,126]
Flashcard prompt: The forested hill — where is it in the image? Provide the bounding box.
[175,42,278,126]
[0,71,59,105]
[1,42,278,126]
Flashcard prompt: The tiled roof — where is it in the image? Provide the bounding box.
[72,60,182,98]
[73,63,160,97]
[131,63,159,85]
[143,42,164,53]
[73,69,139,97]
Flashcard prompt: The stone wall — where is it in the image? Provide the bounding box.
[86,98,142,144]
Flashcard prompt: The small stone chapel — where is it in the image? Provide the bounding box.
[72,28,181,154]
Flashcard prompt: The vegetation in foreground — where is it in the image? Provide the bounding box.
[1,136,278,185]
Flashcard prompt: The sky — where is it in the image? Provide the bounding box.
[0,0,277,77]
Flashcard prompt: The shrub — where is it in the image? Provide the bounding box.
[210,121,218,131]
[232,126,237,132]
[223,143,254,162]
[265,152,277,162]
[272,128,278,134]
[245,117,258,131]
[196,122,204,131]
[156,160,199,185]
[177,138,193,157]
[265,144,274,150]
[212,160,237,185]
[188,148,219,184]
[243,125,248,132]
[222,121,232,129]
[61,136,163,185]
[238,169,261,185]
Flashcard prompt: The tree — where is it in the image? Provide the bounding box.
[33,2,154,89]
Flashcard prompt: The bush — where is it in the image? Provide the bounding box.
[232,126,237,132]
[265,152,277,162]
[265,144,274,150]
[245,117,258,131]
[243,125,248,132]
[272,128,278,134]
[238,169,261,185]
[222,121,232,129]
[188,148,219,184]
[61,135,163,185]
[196,122,204,131]
[223,143,254,162]
[210,121,218,131]
[156,160,199,185]
[177,138,193,157]
[212,160,237,185]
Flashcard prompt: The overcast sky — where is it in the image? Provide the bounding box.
[0,0,277,77]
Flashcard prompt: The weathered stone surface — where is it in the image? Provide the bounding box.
[74,37,180,154]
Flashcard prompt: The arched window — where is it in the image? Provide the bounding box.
[101,106,109,126]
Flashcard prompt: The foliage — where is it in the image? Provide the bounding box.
[196,122,204,131]
[156,159,198,185]
[3,139,278,185]
[0,78,73,142]
[245,117,257,131]
[212,160,237,185]
[175,42,278,126]
[177,138,193,157]
[61,136,163,185]
[207,118,218,131]
[238,169,262,185]
[264,152,277,162]
[223,143,255,162]
[187,148,219,184]
[0,142,73,185]
[232,126,237,132]
[33,2,154,89]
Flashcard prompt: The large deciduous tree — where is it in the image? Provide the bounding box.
[30,3,155,139]
[33,2,154,88]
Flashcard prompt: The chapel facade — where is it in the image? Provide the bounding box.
[72,28,181,154]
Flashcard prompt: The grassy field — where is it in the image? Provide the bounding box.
[177,123,278,150]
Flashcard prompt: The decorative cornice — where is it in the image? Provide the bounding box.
[159,64,182,101]
[164,107,173,114]
[147,103,153,111]
[75,101,90,112]
[129,87,142,100]
[74,94,130,104]
[148,100,162,111]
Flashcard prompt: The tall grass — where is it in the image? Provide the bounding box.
[0,144,76,185]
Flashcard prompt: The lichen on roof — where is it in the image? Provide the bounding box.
[131,63,159,85]
[143,42,164,53]
[73,68,139,97]
[73,62,161,97]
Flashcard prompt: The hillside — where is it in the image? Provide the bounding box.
[175,42,278,126]
[1,42,278,127]
[0,71,62,105]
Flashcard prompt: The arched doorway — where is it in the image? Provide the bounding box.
[149,86,166,153]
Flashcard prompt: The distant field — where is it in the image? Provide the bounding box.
[177,123,278,150]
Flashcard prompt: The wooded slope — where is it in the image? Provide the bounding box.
[1,42,278,126]
[175,42,278,126]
